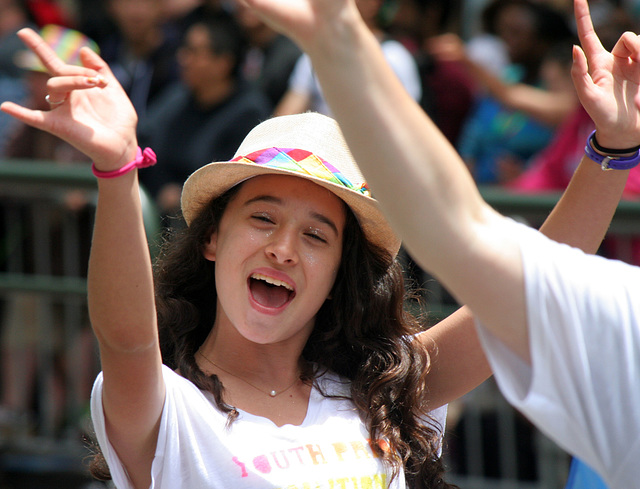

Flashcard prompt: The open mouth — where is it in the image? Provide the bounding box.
[249,273,295,309]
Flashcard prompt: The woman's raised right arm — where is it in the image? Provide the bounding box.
[1,28,164,488]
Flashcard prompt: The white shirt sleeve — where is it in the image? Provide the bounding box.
[475,220,640,488]
[90,371,134,488]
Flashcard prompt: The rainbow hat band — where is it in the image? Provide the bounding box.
[181,112,401,257]
[15,25,99,72]
[231,147,371,197]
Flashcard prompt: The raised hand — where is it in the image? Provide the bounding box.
[572,0,640,149]
[0,28,138,169]
[241,0,357,52]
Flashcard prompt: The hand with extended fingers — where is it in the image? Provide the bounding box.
[572,0,640,150]
[0,28,139,170]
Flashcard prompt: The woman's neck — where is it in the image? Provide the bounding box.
[196,324,313,426]
[198,321,307,386]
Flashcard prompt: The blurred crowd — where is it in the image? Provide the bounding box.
[3,0,640,210]
[3,0,640,206]
[1,0,640,449]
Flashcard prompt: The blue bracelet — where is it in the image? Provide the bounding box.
[584,130,640,170]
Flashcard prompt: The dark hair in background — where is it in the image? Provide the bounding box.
[409,0,463,34]
[543,35,579,68]
[91,182,458,488]
[190,12,248,81]
[533,2,573,46]
[482,0,572,43]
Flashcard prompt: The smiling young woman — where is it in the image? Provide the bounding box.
[138,114,451,488]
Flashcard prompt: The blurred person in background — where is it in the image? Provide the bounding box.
[171,0,231,39]
[428,0,636,190]
[386,0,477,147]
[99,0,181,123]
[233,0,302,110]
[455,0,575,184]
[431,27,578,184]
[163,0,202,21]
[138,13,270,224]
[0,0,34,157]
[24,0,73,27]
[274,0,422,116]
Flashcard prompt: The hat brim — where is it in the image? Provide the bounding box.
[181,160,401,258]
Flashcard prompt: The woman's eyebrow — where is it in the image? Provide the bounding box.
[309,211,339,236]
[244,194,281,206]
[244,195,339,236]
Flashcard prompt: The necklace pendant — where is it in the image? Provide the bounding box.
[269,390,277,397]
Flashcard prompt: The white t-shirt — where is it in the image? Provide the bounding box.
[476,219,640,489]
[91,365,447,489]
[288,39,422,116]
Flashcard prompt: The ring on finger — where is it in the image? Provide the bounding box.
[45,94,66,107]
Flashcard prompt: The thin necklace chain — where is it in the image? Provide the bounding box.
[196,350,300,398]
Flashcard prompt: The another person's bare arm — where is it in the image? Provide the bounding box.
[245,0,640,368]
[420,152,630,409]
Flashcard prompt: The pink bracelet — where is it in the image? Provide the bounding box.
[91,147,157,179]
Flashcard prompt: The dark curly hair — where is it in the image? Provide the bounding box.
[90,182,458,488]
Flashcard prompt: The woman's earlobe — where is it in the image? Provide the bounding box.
[202,233,217,262]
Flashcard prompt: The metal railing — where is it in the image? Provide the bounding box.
[0,159,160,488]
[480,186,640,235]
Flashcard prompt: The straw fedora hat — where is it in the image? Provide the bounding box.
[181,112,401,257]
